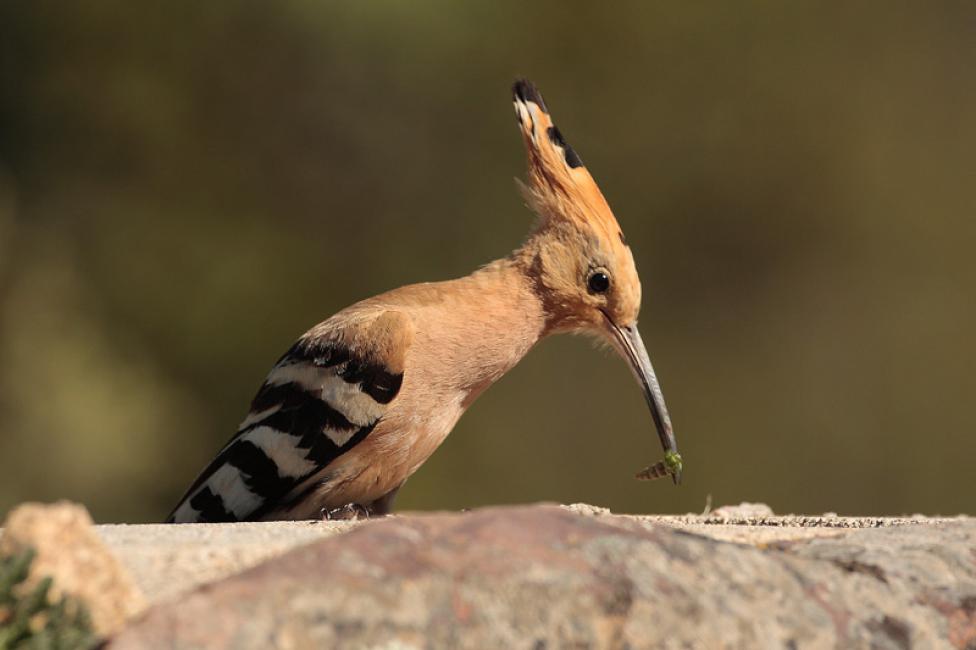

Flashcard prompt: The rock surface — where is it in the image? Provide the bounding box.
[110,505,976,649]
[0,501,146,635]
[95,518,353,605]
[93,504,955,605]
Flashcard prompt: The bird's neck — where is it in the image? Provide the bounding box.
[432,253,546,407]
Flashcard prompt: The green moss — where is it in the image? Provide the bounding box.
[0,549,97,650]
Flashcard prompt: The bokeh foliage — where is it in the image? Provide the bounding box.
[0,549,96,650]
[0,3,973,522]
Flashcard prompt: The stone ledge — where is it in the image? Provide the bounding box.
[4,502,972,647]
[90,502,966,606]
[105,504,975,649]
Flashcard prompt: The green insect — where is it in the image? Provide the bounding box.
[635,450,683,484]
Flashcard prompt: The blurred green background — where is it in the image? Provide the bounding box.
[0,3,973,523]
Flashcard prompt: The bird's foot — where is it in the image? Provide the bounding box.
[321,503,370,521]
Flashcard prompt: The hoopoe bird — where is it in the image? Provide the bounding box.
[167,80,679,524]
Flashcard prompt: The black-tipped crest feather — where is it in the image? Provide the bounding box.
[512,79,548,113]
[546,126,584,168]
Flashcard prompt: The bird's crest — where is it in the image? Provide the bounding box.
[512,79,621,241]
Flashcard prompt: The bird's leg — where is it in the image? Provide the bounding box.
[320,503,370,521]
[319,482,406,522]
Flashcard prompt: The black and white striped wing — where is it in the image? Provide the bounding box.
[167,324,406,523]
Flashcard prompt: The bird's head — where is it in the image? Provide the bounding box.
[512,79,680,481]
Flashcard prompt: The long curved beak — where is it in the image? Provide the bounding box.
[603,314,681,484]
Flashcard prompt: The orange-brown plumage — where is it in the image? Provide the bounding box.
[168,80,678,524]
[259,260,545,519]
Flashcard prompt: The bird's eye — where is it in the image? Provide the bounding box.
[587,271,611,294]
